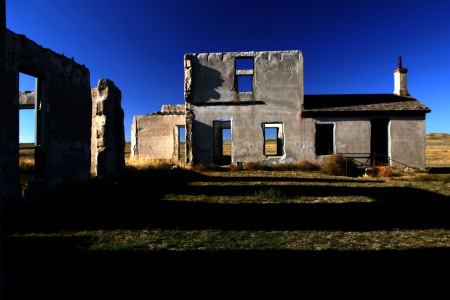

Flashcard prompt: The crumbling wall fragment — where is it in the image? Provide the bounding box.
[91,79,125,176]
[131,105,185,161]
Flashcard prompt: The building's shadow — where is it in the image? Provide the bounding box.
[3,168,450,298]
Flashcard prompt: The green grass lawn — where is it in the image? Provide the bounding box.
[4,167,450,297]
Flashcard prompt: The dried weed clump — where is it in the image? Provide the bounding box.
[371,166,394,177]
[126,156,175,170]
[321,154,357,176]
[191,163,227,172]
[243,162,268,171]
[19,157,35,173]
[296,160,320,171]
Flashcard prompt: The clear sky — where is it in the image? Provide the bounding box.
[7,0,450,142]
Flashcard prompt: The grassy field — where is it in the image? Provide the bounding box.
[9,135,448,297]
[4,165,450,297]
[426,132,450,167]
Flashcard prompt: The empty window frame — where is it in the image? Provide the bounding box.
[263,123,283,156]
[315,123,334,155]
[18,71,46,190]
[177,125,186,161]
[236,58,254,93]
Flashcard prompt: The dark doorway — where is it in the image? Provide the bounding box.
[213,121,231,165]
[371,119,389,165]
[315,123,334,156]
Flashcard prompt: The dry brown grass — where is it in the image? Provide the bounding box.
[296,160,320,171]
[321,154,358,176]
[426,133,450,167]
[371,166,394,177]
[265,138,278,155]
[126,156,177,170]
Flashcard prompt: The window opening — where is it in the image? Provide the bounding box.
[178,125,186,162]
[263,123,283,156]
[236,57,254,93]
[315,123,334,155]
[237,76,252,93]
[236,58,254,70]
[222,128,231,157]
[18,72,38,193]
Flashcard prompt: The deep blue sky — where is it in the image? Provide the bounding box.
[8,0,450,142]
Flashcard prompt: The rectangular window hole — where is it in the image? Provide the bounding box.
[236,58,254,70]
[222,128,231,156]
[178,126,186,161]
[19,72,38,191]
[237,75,252,92]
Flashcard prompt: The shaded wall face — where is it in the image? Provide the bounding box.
[307,116,426,169]
[186,51,304,165]
[132,114,186,161]
[1,29,91,193]
[389,116,426,169]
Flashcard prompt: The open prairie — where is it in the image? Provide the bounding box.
[426,133,450,167]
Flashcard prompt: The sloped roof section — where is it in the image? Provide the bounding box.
[303,94,430,116]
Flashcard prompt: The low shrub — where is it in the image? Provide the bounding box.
[372,166,394,177]
[321,154,357,176]
[191,163,226,172]
[254,187,287,202]
[228,164,243,172]
[243,162,267,171]
[296,160,320,171]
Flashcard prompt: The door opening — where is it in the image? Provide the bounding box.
[370,118,389,165]
[213,121,231,165]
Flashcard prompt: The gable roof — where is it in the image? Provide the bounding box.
[302,94,430,116]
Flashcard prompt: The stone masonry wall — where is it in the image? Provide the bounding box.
[131,105,185,161]
[185,51,304,165]
[91,79,125,177]
[1,23,91,195]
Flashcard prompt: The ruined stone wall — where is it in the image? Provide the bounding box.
[131,105,185,161]
[0,27,91,193]
[185,51,304,165]
[91,79,125,177]
[0,1,20,201]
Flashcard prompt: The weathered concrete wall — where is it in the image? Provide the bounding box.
[300,117,372,165]
[185,51,304,165]
[0,26,91,195]
[390,116,426,169]
[91,79,125,176]
[303,116,426,168]
[131,105,185,161]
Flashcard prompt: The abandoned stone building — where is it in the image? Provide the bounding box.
[132,50,430,169]
[0,0,124,202]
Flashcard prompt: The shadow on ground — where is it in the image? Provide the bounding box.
[4,169,449,232]
[3,168,450,298]
[3,236,449,298]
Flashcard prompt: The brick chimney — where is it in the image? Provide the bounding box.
[393,56,409,96]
